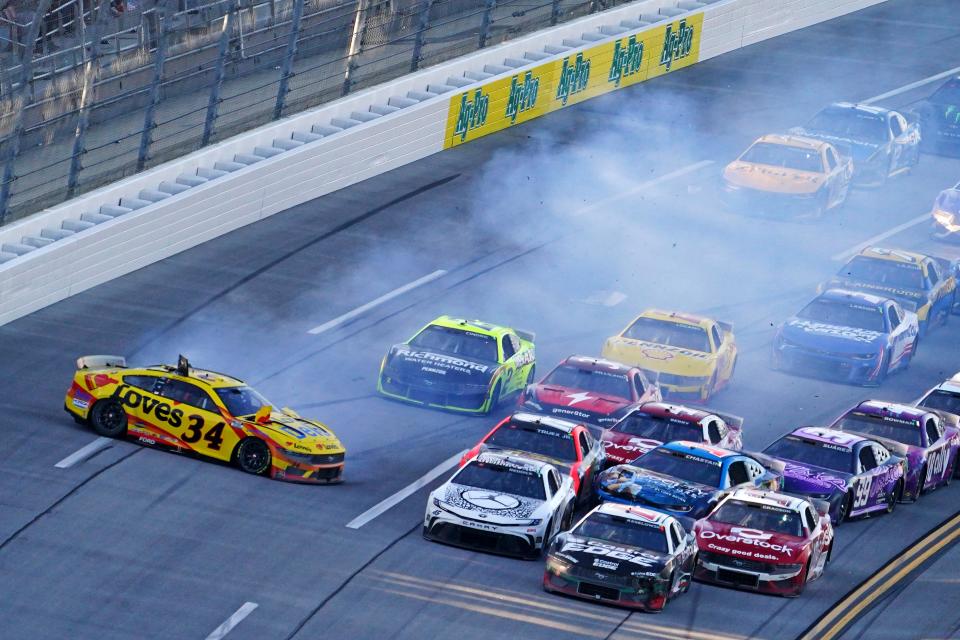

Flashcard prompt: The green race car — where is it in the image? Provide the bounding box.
[377,315,536,414]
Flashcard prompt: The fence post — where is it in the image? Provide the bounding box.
[478,0,496,49]
[342,0,369,96]
[65,1,106,199]
[136,0,172,171]
[410,0,433,72]
[0,0,55,224]
[551,0,561,25]
[202,2,237,146]
[273,0,304,120]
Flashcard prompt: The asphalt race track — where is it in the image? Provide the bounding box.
[3,1,960,638]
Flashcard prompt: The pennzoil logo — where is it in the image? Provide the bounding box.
[659,19,695,71]
[608,36,644,87]
[506,71,540,123]
[454,89,489,142]
[555,53,590,105]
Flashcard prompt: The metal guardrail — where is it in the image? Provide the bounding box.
[0,0,635,223]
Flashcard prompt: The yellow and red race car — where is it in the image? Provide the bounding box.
[601,310,737,402]
[722,134,853,218]
[64,355,345,483]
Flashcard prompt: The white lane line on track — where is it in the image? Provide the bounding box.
[204,602,259,640]
[307,269,448,335]
[346,449,467,529]
[830,213,930,262]
[54,437,112,468]
[576,160,715,215]
[863,64,960,105]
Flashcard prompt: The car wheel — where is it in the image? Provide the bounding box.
[886,480,903,513]
[826,541,834,563]
[836,493,852,525]
[234,438,271,476]
[89,399,128,438]
[484,382,502,415]
[793,561,811,597]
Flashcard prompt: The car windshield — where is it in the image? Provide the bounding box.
[931,78,960,105]
[741,142,823,173]
[764,435,853,473]
[623,317,711,353]
[797,298,885,332]
[834,413,922,447]
[806,109,888,142]
[635,447,722,487]
[215,386,271,417]
[543,364,631,399]
[614,412,704,443]
[919,390,960,416]
[453,461,546,500]
[839,256,924,290]
[410,325,498,362]
[575,512,669,553]
[486,422,578,462]
[710,499,803,537]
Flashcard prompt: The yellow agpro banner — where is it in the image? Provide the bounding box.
[443,12,703,148]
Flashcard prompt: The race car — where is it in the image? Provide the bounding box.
[913,75,960,155]
[693,489,833,597]
[596,441,779,520]
[791,103,920,186]
[831,400,959,500]
[424,451,577,559]
[460,412,606,503]
[772,289,919,386]
[758,426,905,524]
[518,355,660,429]
[931,182,960,241]
[917,371,960,418]
[543,503,696,611]
[64,355,345,483]
[377,315,536,414]
[601,310,737,402]
[602,402,743,467]
[822,247,958,335]
[721,134,853,218]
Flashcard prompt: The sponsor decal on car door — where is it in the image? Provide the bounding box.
[152,378,239,461]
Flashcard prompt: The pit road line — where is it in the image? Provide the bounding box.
[204,602,259,640]
[307,269,448,335]
[863,64,960,105]
[54,437,112,469]
[345,450,467,529]
[830,213,929,262]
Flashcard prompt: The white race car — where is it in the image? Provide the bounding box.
[424,452,577,558]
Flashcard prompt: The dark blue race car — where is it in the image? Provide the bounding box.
[913,76,960,156]
[595,441,779,520]
[772,289,919,386]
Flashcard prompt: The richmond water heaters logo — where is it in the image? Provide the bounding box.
[454,89,489,141]
[506,71,540,123]
[608,36,644,87]
[555,53,590,105]
[659,18,695,71]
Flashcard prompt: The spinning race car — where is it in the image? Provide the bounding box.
[543,503,696,611]
[931,181,960,241]
[518,355,660,429]
[596,441,779,519]
[64,355,346,483]
[378,316,536,414]
[772,289,919,386]
[694,489,833,597]
[602,309,737,402]
[759,427,905,523]
[602,402,743,467]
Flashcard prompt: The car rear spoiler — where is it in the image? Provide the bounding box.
[927,408,960,428]
[779,491,833,517]
[743,450,785,474]
[716,320,734,336]
[76,355,127,370]
[706,410,744,432]
[514,329,536,343]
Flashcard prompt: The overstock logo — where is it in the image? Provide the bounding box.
[608,36,644,87]
[506,71,540,123]
[454,89,489,142]
[659,19,695,70]
[555,53,590,105]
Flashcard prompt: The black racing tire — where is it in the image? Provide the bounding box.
[89,399,128,438]
[826,541,834,563]
[918,464,930,497]
[793,561,811,597]
[886,480,903,514]
[234,437,271,476]
[836,492,852,525]
[484,382,502,416]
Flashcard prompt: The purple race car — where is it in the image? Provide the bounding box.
[830,401,960,501]
[757,426,905,524]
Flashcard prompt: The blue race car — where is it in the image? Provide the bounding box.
[772,289,919,386]
[595,441,779,520]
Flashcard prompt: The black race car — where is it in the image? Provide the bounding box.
[914,76,960,156]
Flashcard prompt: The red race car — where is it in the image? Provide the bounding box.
[518,355,660,431]
[693,488,834,597]
[461,412,606,503]
[602,402,743,466]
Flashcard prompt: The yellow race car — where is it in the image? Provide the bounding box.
[64,355,345,483]
[722,134,853,218]
[601,310,737,402]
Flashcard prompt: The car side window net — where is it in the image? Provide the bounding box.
[728,461,750,485]
[859,446,879,471]
[501,335,516,360]
[925,419,941,444]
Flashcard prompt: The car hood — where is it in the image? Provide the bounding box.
[695,520,806,563]
[529,385,633,426]
[775,460,851,493]
[723,161,824,194]
[551,533,669,575]
[598,466,717,509]
[603,337,714,376]
[781,318,885,353]
[441,483,544,520]
[385,343,496,384]
[247,411,345,454]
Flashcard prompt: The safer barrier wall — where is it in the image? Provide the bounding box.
[0,0,890,327]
